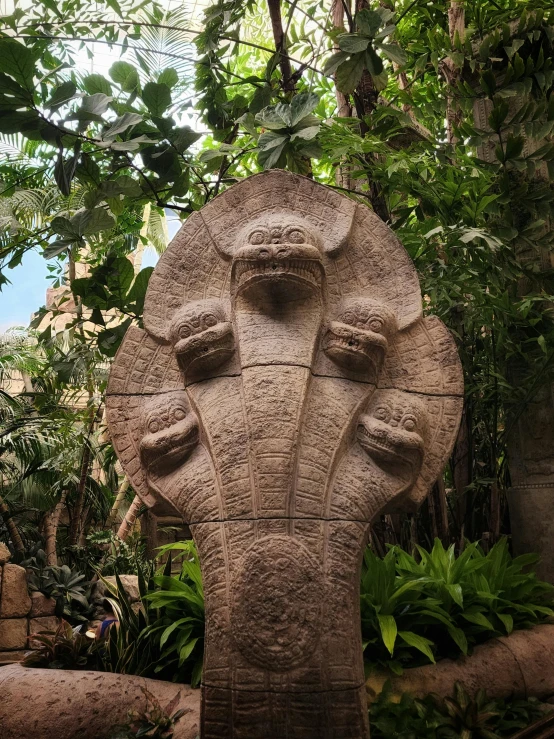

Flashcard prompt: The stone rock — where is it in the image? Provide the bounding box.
[0,565,31,618]
[0,542,11,564]
[0,618,28,650]
[0,665,200,739]
[28,616,60,648]
[0,650,29,664]
[103,574,140,602]
[366,624,554,701]
[29,591,57,617]
[90,574,140,620]
[105,170,464,739]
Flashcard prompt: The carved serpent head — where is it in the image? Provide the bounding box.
[357,390,427,487]
[169,299,234,378]
[231,216,324,300]
[139,391,199,477]
[323,299,397,381]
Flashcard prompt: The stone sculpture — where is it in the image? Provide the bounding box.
[106,170,463,739]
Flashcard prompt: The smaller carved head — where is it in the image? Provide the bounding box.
[323,299,397,381]
[357,390,427,486]
[169,299,234,377]
[140,391,199,477]
[231,215,324,300]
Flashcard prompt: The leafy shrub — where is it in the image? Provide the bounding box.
[66,529,148,579]
[25,548,93,624]
[100,541,204,686]
[22,619,99,670]
[361,538,554,673]
[369,681,548,739]
[110,687,188,739]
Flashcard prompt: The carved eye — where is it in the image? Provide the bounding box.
[203,313,218,328]
[342,311,356,326]
[178,324,192,339]
[374,406,391,423]
[286,227,305,244]
[173,407,186,422]
[403,415,417,432]
[368,317,384,333]
[148,419,161,434]
[249,229,269,245]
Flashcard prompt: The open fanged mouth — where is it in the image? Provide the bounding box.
[140,417,199,476]
[174,323,235,374]
[357,420,424,472]
[231,243,324,299]
[323,322,387,377]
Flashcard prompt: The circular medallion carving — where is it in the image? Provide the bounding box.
[231,535,323,671]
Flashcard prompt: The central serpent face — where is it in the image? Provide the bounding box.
[357,391,427,484]
[139,391,199,477]
[231,220,324,300]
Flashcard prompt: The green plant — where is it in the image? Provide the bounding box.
[361,537,554,672]
[22,619,98,670]
[25,549,93,623]
[100,542,204,686]
[70,529,148,578]
[369,682,548,739]
[110,687,188,739]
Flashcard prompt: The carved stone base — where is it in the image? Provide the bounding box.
[201,684,369,739]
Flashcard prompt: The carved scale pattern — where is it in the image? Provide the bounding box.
[106,171,463,739]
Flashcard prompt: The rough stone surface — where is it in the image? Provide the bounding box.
[0,665,200,739]
[366,624,554,701]
[28,616,60,648]
[29,591,57,618]
[106,171,464,739]
[0,618,28,650]
[0,543,11,564]
[0,650,29,663]
[0,564,31,618]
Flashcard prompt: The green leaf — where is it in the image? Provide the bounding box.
[258,140,286,169]
[462,611,495,630]
[158,68,178,88]
[250,85,272,114]
[356,8,383,37]
[255,105,289,130]
[338,34,371,54]
[142,82,172,116]
[83,74,113,96]
[171,126,201,153]
[81,93,113,118]
[102,113,143,140]
[82,207,116,235]
[290,126,319,142]
[378,43,407,66]
[378,614,398,655]
[258,131,288,151]
[323,51,350,76]
[109,61,139,92]
[0,38,37,90]
[126,267,154,314]
[365,47,384,77]
[336,53,366,94]
[290,92,320,126]
[46,81,77,111]
[398,631,436,663]
[497,612,513,634]
[447,627,468,654]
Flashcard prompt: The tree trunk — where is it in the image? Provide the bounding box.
[267,0,294,92]
[117,495,142,541]
[0,491,24,553]
[443,0,465,144]
[105,477,130,529]
[44,489,68,566]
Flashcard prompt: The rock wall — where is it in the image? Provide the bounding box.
[0,548,57,662]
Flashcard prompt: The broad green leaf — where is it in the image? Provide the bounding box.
[142,82,172,116]
[83,74,112,96]
[378,43,407,66]
[109,61,139,92]
[158,67,178,88]
[398,631,435,663]
[0,38,37,90]
[81,93,113,117]
[290,126,319,142]
[255,105,289,130]
[338,34,371,54]
[323,51,350,76]
[258,140,286,169]
[378,614,398,655]
[462,611,495,630]
[258,131,288,151]
[497,613,513,634]
[102,113,143,140]
[46,81,77,111]
[336,53,366,94]
[448,627,468,654]
[356,8,383,37]
[365,47,384,77]
[81,207,116,235]
[171,126,201,153]
[290,92,320,126]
